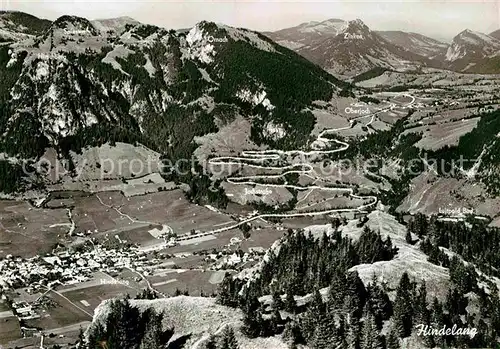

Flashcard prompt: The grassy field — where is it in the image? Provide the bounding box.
[147,270,221,296]
[239,227,285,251]
[0,300,11,313]
[0,200,70,257]
[0,316,21,345]
[25,291,92,331]
[62,283,139,313]
[403,117,480,151]
[40,189,237,249]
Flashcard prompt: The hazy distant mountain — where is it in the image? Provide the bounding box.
[0,11,51,42]
[445,29,500,62]
[376,30,448,59]
[264,18,347,49]
[266,19,435,77]
[489,29,500,40]
[91,16,141,35]
[381,28,500,73]
[267,18,500,76]
[294,19,430,77]
[443,29,500,72]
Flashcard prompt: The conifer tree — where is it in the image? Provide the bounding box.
[337,314,346,339]
[283,321,302,347]
[76,327,86,349]
[310,319,332,349]
[405,230,413,244]
[386,325,400,349]
[269,307,283,335]
[346,316,362,349]
[272,290,284,310]
[87,322,106,349]
[139,309,164,349]
[285,288,297,314]
[217,274,238,307]
[241,309,264,338]
[219,326,239,349]
[301,307,319,343]
[413,281,428,327]
[328,269,347,312]
[344,271,367,321]
[361,305,384,349]
[430,297,445,347]
[367,279,392,330]
[311,288,326,314]
[203,334,217,349]
[393,273,413,338]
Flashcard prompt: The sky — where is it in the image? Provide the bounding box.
[2,0,500,42]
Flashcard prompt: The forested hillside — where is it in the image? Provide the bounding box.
[427,109,500,194]
[0,17,343,162]
[215,215,500,349]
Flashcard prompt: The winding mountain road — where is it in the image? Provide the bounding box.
[133,94,416,251]
[201,93,416,235]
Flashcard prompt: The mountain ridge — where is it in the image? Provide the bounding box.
[376,30,448,59]
[292,19,433,77]
[443,29,500,72]
[0,13,345,165]
[267,18,500,75]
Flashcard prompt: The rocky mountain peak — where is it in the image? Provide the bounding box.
[446,29,500,62]
[454,28,499,44]
[348,18,369,30]
[342,19,371,38]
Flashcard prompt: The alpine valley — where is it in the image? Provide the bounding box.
[0,10,499,349]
